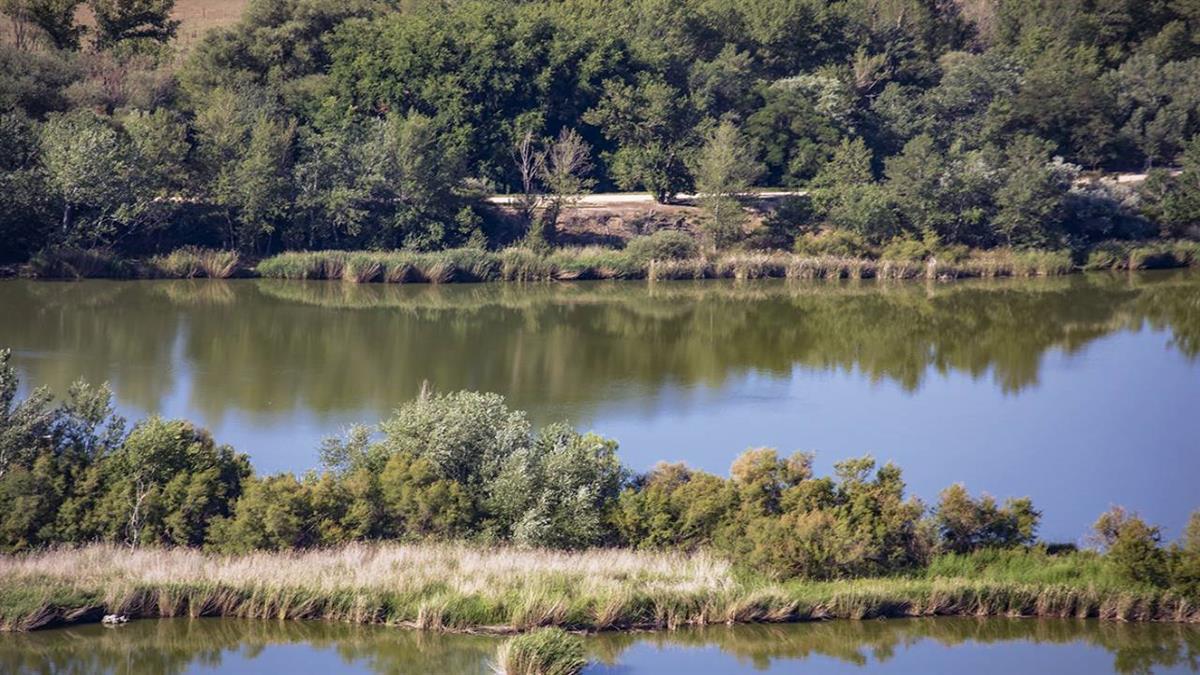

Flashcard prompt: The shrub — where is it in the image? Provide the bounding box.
[793,230,874,258]
[880,235,932,261]
[743,509,841,580]
[752,195,816,250]
[624,230,698,263]
[495,628,586,675]
[1092,507,1170,587]
[934,484,1040,554]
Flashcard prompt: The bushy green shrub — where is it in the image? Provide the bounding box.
[880,234,933,261]
[1092,507,1170,587]
[793,230,874,258]
[934,484,1040,554]
[624,230,698,262]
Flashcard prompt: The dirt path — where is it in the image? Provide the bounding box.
[486,190,805,207]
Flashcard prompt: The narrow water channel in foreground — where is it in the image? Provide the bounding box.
[3,617,1198,674]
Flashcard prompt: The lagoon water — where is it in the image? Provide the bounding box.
[3,271,1198,541]
[3,617,1198,674]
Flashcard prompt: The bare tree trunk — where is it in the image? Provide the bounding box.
[128,479,147,548]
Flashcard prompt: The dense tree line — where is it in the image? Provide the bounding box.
[2,349,1198,591]
[3,0,1200,262]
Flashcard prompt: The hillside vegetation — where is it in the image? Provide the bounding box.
[2,0,1200,265]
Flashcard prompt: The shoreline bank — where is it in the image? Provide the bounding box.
[3,545,1198,634]
[13,241,1200,283]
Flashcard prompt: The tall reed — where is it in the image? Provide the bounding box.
[494,628,587,675]
[149,247,243,278]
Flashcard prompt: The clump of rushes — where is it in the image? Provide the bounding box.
[254,251,347,280]
[494,628,587,675]
[149,247,242,278]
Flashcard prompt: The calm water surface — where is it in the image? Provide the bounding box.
[2,617,1198,674]
[3,272,1198,540]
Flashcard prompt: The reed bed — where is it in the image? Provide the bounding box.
[255,247,1119,284]
[20,241,1200,281]
[1,544,1196,633]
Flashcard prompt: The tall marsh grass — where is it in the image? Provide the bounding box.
[256,246,1115,284]
[494,628,587,675]
[19,241,1200,282]
[148,247,243,278]
[1,545,1195,632]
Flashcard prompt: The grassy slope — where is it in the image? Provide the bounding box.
[1,544,1196,632]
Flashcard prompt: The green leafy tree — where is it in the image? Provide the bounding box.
[39,110,134,246]
[934,483,1040,553]
[615,462,735,550]
[378,390,530,488]
[746,82,847,186]
[0,112,52,262]
[1110,55,1200,167]
[811,137,899,242]
[584,75,698,202]
[994,135,1074,247]
[88,0,179,51]
[884,135,998,246]
[91,417,247,547]
[379,451,473,539]
[1159,135,1200,237]
[488,423,623,548]
[227,114,295,252]
[1092,506,1170,587]
[3,0,84,50]
[693,120,763,248]
[209,474,312,552]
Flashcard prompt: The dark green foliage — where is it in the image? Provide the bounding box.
[12,0,85,50]
[2,0,1199,258]
[752,195,815,250]
[935,483,1040,554]
[624,230,699,263]
[88,0,179,51]
[1092,506,1170,588]
[1154,135,1200,239]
